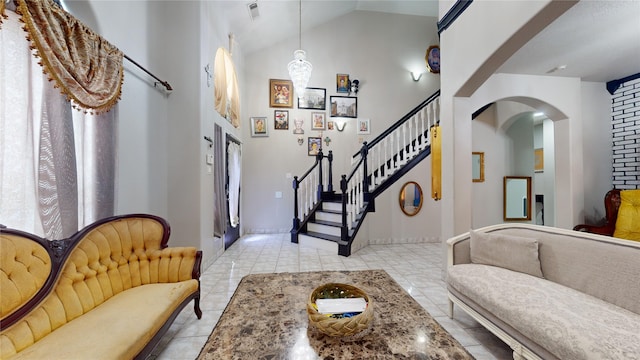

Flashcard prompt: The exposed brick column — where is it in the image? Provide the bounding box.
[612,77,640,189]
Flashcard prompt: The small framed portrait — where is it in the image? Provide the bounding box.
[534,148,544,172]
[250,117,268,137]
[336,74,349,93]
[292,118,304,134]
[327,121,335,130]
[357,118,371,135]
[269,79,293,108]
[298,87,326,110]
[426,45,440,74]
[308,137,322,156]
[311,112,326,130]
[330,96,357,118]
[274,110,289,130]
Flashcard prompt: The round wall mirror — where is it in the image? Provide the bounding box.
[399,181,423,216]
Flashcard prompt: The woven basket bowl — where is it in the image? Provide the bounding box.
[306,283,373,337]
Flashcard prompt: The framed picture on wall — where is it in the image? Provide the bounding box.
[274,110,289,129]
[336,74,349,93]
[357,118,370,135]
[534,148,544,172]
[426,45,440,74]
[269,79,293,108]
[308,137,322,156]
[298,88,326,110]
[330,96,357,118]
[311,112,326,130]
[250,117,268,137]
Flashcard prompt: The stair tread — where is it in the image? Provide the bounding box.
[312,219,342,227]
[317,209,341,215]
[304,231,348,245]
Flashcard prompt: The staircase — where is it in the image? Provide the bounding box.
[291,90,440,256]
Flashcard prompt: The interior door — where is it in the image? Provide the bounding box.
[224,135,241,249]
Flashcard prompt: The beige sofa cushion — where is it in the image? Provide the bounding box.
[1,280,198,360]
[448,264,640,360]
[469,229,543,278]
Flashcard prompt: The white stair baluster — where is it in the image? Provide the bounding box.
[408,118,414,159]
[395,130,400,169]
[383,137,388,179]
[372,146,378,187]
[418,112,423,147]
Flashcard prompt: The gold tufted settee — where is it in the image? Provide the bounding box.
[0,214,202,360]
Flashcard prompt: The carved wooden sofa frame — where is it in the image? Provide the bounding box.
[1,214,202,360]
[573,188,621,236]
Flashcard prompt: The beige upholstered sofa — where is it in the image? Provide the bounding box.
[0,214,202,360]
[446,223,640,360]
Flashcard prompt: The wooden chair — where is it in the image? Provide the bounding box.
[573,189,621,236]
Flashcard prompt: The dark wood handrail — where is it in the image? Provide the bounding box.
[297,156,321,183]
[353,90,440,158]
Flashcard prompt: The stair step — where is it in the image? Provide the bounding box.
[316,211,341,223]
[308,221,341,237]
[313,219,341,227]
[299,233,340,253]
[322,201,342,212]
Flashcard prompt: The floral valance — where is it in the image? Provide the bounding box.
[14,0,123,113]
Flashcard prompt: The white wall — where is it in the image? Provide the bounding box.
[439,0,576,244]
[68,1,242,267]
[199,2,246,265]
[67,2,171,219]
[241,11,440,239]
[472,73,582,229]
[581,82,613,222]
[472,105,506,228]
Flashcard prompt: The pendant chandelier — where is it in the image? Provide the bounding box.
[288,0,312,99]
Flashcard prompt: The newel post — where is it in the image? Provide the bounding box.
[291,176,300,243]
[340,175,348,242]
[327,150,334,192]
[317,150,324,199]
[361,142,370,198]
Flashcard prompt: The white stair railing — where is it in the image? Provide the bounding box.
[341,92,440,241]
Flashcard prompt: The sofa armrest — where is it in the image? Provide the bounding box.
[446,232,472,268]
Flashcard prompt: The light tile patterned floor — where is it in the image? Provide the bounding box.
[149,234,512,360]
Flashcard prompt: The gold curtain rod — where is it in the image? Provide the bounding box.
[123,54,172,91]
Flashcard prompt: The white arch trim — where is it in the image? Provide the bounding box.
[464,73,583,229]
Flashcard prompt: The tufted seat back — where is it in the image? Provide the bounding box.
[0,215,198,357]
[1,234,52,319]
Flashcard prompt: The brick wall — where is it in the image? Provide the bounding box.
[612,77,640,189]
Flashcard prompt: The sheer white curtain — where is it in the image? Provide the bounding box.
[227,142,241,228]
[0,11,115,238]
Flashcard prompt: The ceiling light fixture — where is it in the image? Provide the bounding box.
[288,0,312,99]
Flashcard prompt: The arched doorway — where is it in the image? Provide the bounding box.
[470,97,565,229]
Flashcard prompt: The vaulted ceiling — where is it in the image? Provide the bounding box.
[221,0,639,84]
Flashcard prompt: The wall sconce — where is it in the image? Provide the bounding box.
[411,71,423,82]
[349,79,359,95]
[334,119,347,132]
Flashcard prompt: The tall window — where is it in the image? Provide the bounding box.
[214,47,240,127]
[0,9,117,239]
